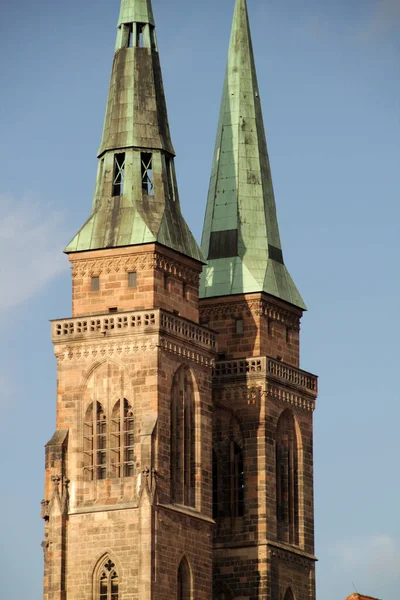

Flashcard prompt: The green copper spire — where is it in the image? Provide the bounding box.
[200,0,306,309]
[66,0,203,263]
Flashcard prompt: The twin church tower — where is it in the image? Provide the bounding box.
[42,1,318,599]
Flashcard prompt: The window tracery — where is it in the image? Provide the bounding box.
[98,558,119,600]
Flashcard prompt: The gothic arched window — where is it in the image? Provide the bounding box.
[111,399,134,478]
[283,587,295,600]
[231,441,244,518]
[177,557,191,600]
[98,558,119,600]
[276,410,299,545]
[84,402,107,481]
[171,368,196,507]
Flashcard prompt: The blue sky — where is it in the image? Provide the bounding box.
[0,0,399,598]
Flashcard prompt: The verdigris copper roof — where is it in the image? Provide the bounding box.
[66,0,203,263]
[200,0,306,309]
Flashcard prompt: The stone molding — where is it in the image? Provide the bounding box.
[54,337,214,368]
[71,251,200,285]
[213,385,263,405]
[200,298,300,330]
[267,542,317,568]
[54,339,158,362]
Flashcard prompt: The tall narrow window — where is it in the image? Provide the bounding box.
[127,23,134,48]
[98,559,119,600]
[136,23,145,47]
[171,367,196,507]
[141,152,154,196]
[276,410,299,545]
[128,271,137,289]
[110,399,134,478]
[212,451,219,519]
[177,557,191,600]
[113,153,126,196]
[231,442,244,517]
[166,156,175,201]
[283,588,295,600]
[92,276,100,292]
[235,318,244,335]
[84,402,107,481]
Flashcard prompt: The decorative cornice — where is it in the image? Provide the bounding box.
[200,298,300,330]
[55,339,158,362]
[267,541,317,567]
[54,337,214,369]
[267,384,316,413]
[71,252,200,285]
[214,385,263,405]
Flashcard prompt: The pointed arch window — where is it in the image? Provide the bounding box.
[177,557,191,600]
[283,588,295,600]
[276,410,299,545]
[84,402,107,481]
[213,440,244,519]
[231,441,244,517]
[98,559,119,600]
[111,399,134,478]
[171,368,196,507]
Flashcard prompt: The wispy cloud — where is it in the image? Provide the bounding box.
[0,194,68,312]
[359,0,400,40]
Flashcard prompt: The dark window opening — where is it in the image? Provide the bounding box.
[150,26,157,50]
[109,307,118,314]
[113,153,126,196]
[231,442,244,517]
[177,557,191,600]
[111,399,134,478]
[171,368,196,507]
[128,271,137,289]
[137,23,145,48]
[182,282,188,299]
[164,273,169,291]
[235,318,244,335]
[208,229,238,260]
[83,402,107,481]
[166,156,175,201]
[276,410,299,545]
[127,23,134,48]
[92,276,100,292]
[212,451,218,519]
[141,152,154,196]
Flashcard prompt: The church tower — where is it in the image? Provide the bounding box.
[200,1,318,599]
[42,1,215,599]
[42,1,318,600]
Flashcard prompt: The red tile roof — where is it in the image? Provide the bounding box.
[346,595,382,600]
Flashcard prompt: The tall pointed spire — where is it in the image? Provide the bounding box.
[66,0,203,263]
[200,0,305,309]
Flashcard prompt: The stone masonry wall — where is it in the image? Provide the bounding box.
[69,243,202,322]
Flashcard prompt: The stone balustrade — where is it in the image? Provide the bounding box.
[52,309,217,351]
[214,356,317,396]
